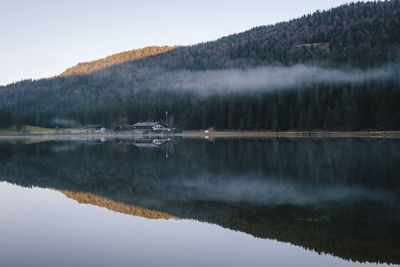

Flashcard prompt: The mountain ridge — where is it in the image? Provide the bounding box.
[55,1,400,80]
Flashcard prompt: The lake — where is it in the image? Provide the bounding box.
[0,137,399,267]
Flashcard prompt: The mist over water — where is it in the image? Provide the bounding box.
[6,63,400,95]
[130,63,400,94]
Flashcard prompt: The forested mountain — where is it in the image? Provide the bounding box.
[59,46,179,77]
[1,1,400,130]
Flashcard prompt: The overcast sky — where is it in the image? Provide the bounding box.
[0,0,365,85]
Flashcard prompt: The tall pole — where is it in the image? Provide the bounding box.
[165,110,168,126]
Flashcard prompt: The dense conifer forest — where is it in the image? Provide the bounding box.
[1,1,399,130]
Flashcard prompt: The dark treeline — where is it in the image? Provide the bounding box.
[1,80,399,131]
[174,82,400,131]
[1,1,400,130]
[0,109,13,129]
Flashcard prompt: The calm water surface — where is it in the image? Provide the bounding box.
[0,137,399,267]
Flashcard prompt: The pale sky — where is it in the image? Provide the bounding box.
[0,0,365,85]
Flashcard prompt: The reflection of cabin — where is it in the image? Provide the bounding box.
[133,138,170,148]
[133,122,169,135]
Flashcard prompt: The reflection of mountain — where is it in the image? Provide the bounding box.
[171,201,400,265]
[1,138,399,265]
[60,190,178,220]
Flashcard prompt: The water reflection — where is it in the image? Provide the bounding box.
[0,138,399,266]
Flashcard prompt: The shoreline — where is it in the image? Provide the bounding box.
[0,130,399,140]
[178,130,400,138]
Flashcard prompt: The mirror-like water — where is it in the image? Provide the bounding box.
[0,138,399,267]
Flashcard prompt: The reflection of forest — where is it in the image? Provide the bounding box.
[1,138,399,265]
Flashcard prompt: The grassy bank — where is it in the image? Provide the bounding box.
[0,125,87,135]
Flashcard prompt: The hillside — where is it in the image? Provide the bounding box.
[59,45,179,76]
[0,1,400,130]
[115,0,400,71]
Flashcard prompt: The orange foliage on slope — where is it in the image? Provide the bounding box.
[60,45,179,76]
